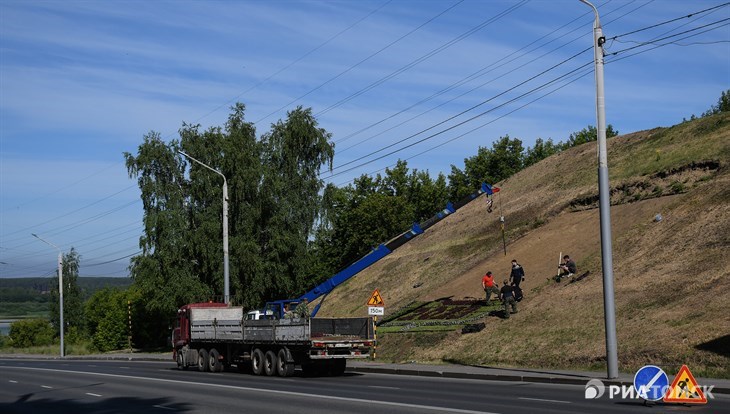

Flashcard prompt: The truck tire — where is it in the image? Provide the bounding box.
[198,348,210,372]
[330,359,346,376]
[209,348,223,373]
[264,350,277,376]
[177,352,188,370]
[251,348,265,376]
[276,348,294,377]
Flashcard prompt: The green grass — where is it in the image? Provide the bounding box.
[0,341,96,356]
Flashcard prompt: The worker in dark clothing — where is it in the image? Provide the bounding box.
[500,280,517,318]
[558,255,577,279]
[509,259,525,288]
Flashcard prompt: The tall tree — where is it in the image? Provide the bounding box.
[257,106,334,299]
[124,132,209,344]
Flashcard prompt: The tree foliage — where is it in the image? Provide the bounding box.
[49,248,84,338]
[125,104,333,346]
[9,319,54,347]
[702,89,730,117]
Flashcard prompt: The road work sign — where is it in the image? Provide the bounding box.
[664,365,707,404]
[367,289,385,306]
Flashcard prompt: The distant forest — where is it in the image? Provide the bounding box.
[0,277,132,318]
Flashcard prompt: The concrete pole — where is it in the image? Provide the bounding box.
[57,251,64,358]
[178,151,230,304]
[32,234,64,358]
[579,0,619,379]
[222,181,230,304]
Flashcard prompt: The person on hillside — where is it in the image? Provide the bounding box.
[509,259,525,288]
[500,280,518,318]
[558,255,577,279]
[294,298,310,319]
[482,271,499,303]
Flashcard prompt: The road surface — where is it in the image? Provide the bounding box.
[1,359,726,413]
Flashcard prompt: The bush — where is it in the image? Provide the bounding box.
[9,319,54,347]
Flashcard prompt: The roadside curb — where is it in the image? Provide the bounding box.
[349,365,730,395]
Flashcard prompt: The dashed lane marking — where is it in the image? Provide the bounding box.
[6,366,501,414]
[518,397,571,404]
[41,385,53,389]
[153,405,175,410]
[86,393,102,397]
[9,380,18,383]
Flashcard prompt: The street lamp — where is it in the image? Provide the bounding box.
[32,233,64,358]
[579,0,619,379]
[178,151,230,304]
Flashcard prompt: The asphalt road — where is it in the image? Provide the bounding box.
[1,359,727,413]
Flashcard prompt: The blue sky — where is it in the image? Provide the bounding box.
[1,0,728,278]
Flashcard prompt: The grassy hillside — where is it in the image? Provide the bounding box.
[317,113,730,378]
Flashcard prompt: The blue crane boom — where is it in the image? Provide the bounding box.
[264,183,498,318]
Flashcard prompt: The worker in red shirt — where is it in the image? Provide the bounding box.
[482,271,499,303]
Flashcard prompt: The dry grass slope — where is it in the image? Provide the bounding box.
[317,113,730,378]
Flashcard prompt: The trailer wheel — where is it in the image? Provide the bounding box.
[276,348,294,377]
[251,348,265,375]
[264,350,277,376]
[198,348,210,372]
[208,348,223,373]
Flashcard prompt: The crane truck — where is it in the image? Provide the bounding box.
[172,183,498,377]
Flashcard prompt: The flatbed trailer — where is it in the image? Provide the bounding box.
[173,303,374,377]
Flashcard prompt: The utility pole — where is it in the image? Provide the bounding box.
[32,233,64,357]
[178,151,230,304]
[579,0,619,379]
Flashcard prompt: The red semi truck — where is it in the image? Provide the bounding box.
[172,302,375,377]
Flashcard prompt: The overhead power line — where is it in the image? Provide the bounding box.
[333,0,649,154]
[324,60,593,180]
[184,0,395,131]
[254,0,467,125]
[314,0,530,118]
[329,46,592,173]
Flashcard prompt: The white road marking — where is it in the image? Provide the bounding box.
[9,380,18,383]
[368,385,401,390]
[86,393,102,397]
[5,366,500,414]
[41,385,53,389]
[518,397,571,404]
[153,405,175,410]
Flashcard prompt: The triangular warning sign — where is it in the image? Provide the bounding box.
[663,365,707,404]
[367,289,385,306]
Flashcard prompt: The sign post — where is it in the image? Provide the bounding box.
[366,289,385,360]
